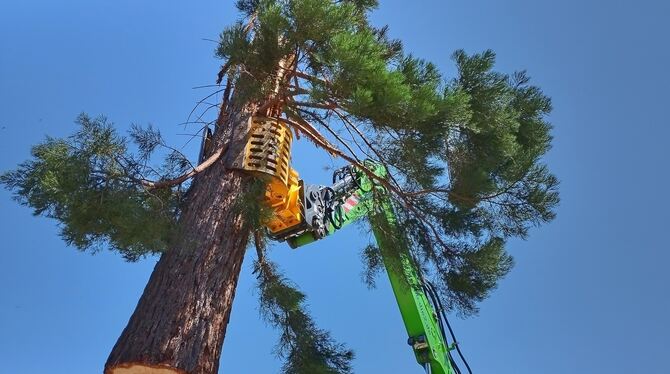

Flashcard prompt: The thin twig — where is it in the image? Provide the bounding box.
[332,108,404,191]
[296,108,361,163]
[186,88,225,129]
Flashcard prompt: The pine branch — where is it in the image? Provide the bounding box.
[253,238,354,374]
[290,70,329,86]
[139,144,228,189]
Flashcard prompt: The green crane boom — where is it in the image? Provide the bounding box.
[276,162,459,374]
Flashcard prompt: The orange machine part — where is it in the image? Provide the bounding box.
[240,117,303,234]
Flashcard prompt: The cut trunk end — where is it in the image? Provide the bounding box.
[106,364,187,374]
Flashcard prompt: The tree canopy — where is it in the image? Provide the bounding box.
[2,1,559,372]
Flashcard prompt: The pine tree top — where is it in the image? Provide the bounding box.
[215,0,559,315]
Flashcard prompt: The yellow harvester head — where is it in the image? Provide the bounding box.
[237,116,303,235]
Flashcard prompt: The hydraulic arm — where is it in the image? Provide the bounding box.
[219,116,462,374]
[283,163,458,374]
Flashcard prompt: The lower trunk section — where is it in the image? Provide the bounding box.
[105,157,251,374]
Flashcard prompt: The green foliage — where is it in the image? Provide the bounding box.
[232,177,276,239]
[443,238,514,315]
[379,51,557,313]
[254,258,354,374]
[0,114,187,261]
[215,0,559,318]
[360,244,384,289]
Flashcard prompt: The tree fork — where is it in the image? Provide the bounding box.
[105,107,254,374]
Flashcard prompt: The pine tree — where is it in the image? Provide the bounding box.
[1,1,559,373]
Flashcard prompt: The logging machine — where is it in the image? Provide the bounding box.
[202,116,472,374]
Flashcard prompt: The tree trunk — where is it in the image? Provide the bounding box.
[105,112,252,374]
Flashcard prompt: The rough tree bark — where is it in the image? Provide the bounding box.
[105,107,253,374]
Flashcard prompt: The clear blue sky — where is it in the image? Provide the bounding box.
[1,1,668,373]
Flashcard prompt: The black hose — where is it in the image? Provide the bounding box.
[426,281,473,374]
[449,355,463,374]
[423,284,463,374]
[328,202,344,229]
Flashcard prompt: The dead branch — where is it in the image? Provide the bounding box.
[216,60,232,85]
[289,70,329,86]
[292,101,336,110]
[186,88,225,129]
